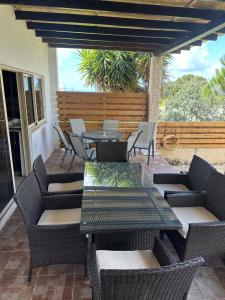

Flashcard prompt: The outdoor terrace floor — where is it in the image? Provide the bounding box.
[1,149,225,299]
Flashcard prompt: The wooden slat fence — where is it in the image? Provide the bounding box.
[57,92,225,148]
[157,122,225,148]
[57,91,148,137]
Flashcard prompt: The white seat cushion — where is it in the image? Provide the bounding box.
[172,206,219,238]
[154,184,189,197]
[96,250,160,271]
[48,180,83,192]
[38,208,81,225]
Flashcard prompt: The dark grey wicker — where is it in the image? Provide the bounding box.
[89,237,204,300]
[96,142,128,162]
[165,171,225,260]
[14,172,87,283]
[33,155,84,195]
[153,155,217,197]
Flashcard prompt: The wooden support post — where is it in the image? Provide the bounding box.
[148,54,163,122]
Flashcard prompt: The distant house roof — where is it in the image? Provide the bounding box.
[1,0,225,54]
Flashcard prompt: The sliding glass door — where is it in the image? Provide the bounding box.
[0,71,14,213]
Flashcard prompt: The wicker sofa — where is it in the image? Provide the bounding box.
[164,172,225,260]
[14,172,87,282]
[89,237,204,300]
[33,155,84,195]
[153,155,217,197]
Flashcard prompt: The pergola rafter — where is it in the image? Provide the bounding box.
[0,0,223,54]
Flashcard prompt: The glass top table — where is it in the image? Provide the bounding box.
[80,162,182,234]
[82,130,123,141]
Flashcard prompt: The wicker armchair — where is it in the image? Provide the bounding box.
[33,155,84,195]
[89,237,204,300]
[165,172,225,260]
[153,155,217,197]
[96,142,127,162]
[14,172,87,283]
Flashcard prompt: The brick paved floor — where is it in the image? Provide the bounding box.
[0,149,225,299]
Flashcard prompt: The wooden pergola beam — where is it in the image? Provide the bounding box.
[15,11,206,31]
[1,0,222,20]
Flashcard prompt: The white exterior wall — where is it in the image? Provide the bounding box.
[0,5,57,162]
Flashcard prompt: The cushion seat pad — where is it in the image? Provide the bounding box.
[154,184,189,197]
[172,206,219,238]
[38,208,81,225]
[48,180,83,192]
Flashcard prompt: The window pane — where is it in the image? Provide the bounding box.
[24,76,35,125]
[34,78,44,121]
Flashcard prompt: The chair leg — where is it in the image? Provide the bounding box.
[27,267,32,285]
[152,140,155,158]
[68,154,75,172]
[134,148,136,156]
[60,148,67,167]
[147,147,150,165]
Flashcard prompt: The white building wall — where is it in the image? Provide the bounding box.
[0,5,57,162]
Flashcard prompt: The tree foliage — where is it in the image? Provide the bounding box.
[77,49,170,92]
[160,74,225,121]
[203,55,225,97]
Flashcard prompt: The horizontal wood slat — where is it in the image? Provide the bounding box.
[57,92,225,148]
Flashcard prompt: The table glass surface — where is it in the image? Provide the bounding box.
[80,162,182,233]
[82,130,123,141]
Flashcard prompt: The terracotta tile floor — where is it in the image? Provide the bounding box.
[1,149,225,299]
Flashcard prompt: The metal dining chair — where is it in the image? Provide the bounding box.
[69,118,92,148]
[103,120,119,131]
[127,130,143,161]
[53,124,72,167]
[96,142,127,162]
[134,122,156,165]
[67,133,96,171]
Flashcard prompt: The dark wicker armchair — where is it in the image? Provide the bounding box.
[33,155,84,195]
[165,172,225,260]
[96,142,127,162]
[14,172,87,282]
[89,237,204,300]
[153,155,217,197]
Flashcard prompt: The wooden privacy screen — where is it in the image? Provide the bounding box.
[157,122,225,148]
[57,92,225,148]
[57,91,148,137]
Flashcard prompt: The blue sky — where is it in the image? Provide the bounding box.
[57,34,225,91]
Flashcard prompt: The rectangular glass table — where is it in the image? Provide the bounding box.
[80,162,182,234]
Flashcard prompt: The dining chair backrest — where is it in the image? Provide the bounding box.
[137,122,156,147]
[14,172,44,226]
[68,133,89,160]
[33,155,48,193]
[127,130,143,153]
[103,120,119,131]
[70,119,86,135]
[96,142,127,162]
[53,124,70,149]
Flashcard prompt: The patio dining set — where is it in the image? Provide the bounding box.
[13,123,225,300]
[53,118,156,169]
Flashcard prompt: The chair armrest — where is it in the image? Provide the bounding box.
[153,237,176,266]
[42,194,82,210]
[166,192,206,207]
[47,172,84,183]
[153,173,188,185]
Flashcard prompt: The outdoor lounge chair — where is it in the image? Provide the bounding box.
[134,122,156,165]
[89,237,204,300]
[67,133,96,171]
[96,141,127,162]
[53,124,73,167]
[127,130,143,161]
[153,155,217,198]
[14,172,87,282]
[33,155,84,194]
[69,118,92,148]
[164,172,225,260]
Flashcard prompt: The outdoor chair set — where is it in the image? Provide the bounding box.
[53,119,155,169]
[154,155,225,261]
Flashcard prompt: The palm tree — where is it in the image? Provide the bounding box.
[77,50,171,92]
